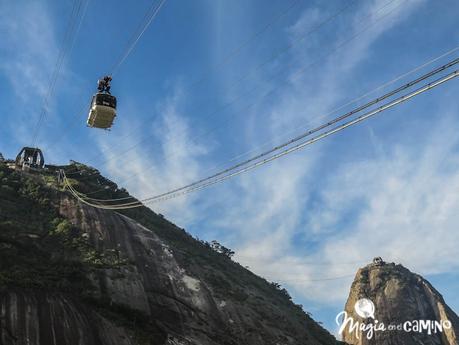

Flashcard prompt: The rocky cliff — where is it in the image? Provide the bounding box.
[339,260,459,345]
[0,161,338,345]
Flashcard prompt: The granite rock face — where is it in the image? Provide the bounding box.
[0,164,338,345]
[340,261,459,345]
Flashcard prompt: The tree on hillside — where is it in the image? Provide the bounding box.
[210,240,235,259]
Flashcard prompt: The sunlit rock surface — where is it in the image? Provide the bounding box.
[340,261,459,345]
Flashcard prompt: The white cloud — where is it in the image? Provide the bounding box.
[196,0,429,305]
[101,85,211,225]
[218,113,459,305]
[290,114,459,302]
[319,117,459,262]
[215,153,318,257]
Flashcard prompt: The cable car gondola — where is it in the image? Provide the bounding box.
[87,76,117,130]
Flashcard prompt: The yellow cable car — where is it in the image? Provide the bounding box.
[87,93,117,129]
[87,76,117,129]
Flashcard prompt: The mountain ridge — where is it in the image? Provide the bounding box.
[0,159,339,345]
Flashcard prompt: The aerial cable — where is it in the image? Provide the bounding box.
[65,69,459,208]
[108,62,459,204]
[37,0,90,150]
[78,194,136,202]
[89,44,459,192]
[109,0,167,76]
[72,186,137,202]
[48,0,301,157]
[132,69,459,206]
[117,48,459,186]
[151,69,459,204]
[31,0,81,145]
[200,44,459,176]
[44,0,166,153]
[31,0,88,148]
[66,0,90,58]
[46,0,167,146]
[140,69,459,205]
[64,175,144,209]
[67,53,459,201]
[64,173,144,208]
[66,0,404,176]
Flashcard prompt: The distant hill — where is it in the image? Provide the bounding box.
[339,260,459,344]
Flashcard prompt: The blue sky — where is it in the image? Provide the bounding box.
[2,0,459,335]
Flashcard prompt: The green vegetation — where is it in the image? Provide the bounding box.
[0,164,159,342]
[0,164,127,293]
[209,240,235,259]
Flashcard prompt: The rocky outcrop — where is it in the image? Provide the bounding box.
[0,163,338,345]
[339,260,459,345]
[0,291,137,345]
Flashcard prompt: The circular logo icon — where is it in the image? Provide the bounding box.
[354,298,375,319]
